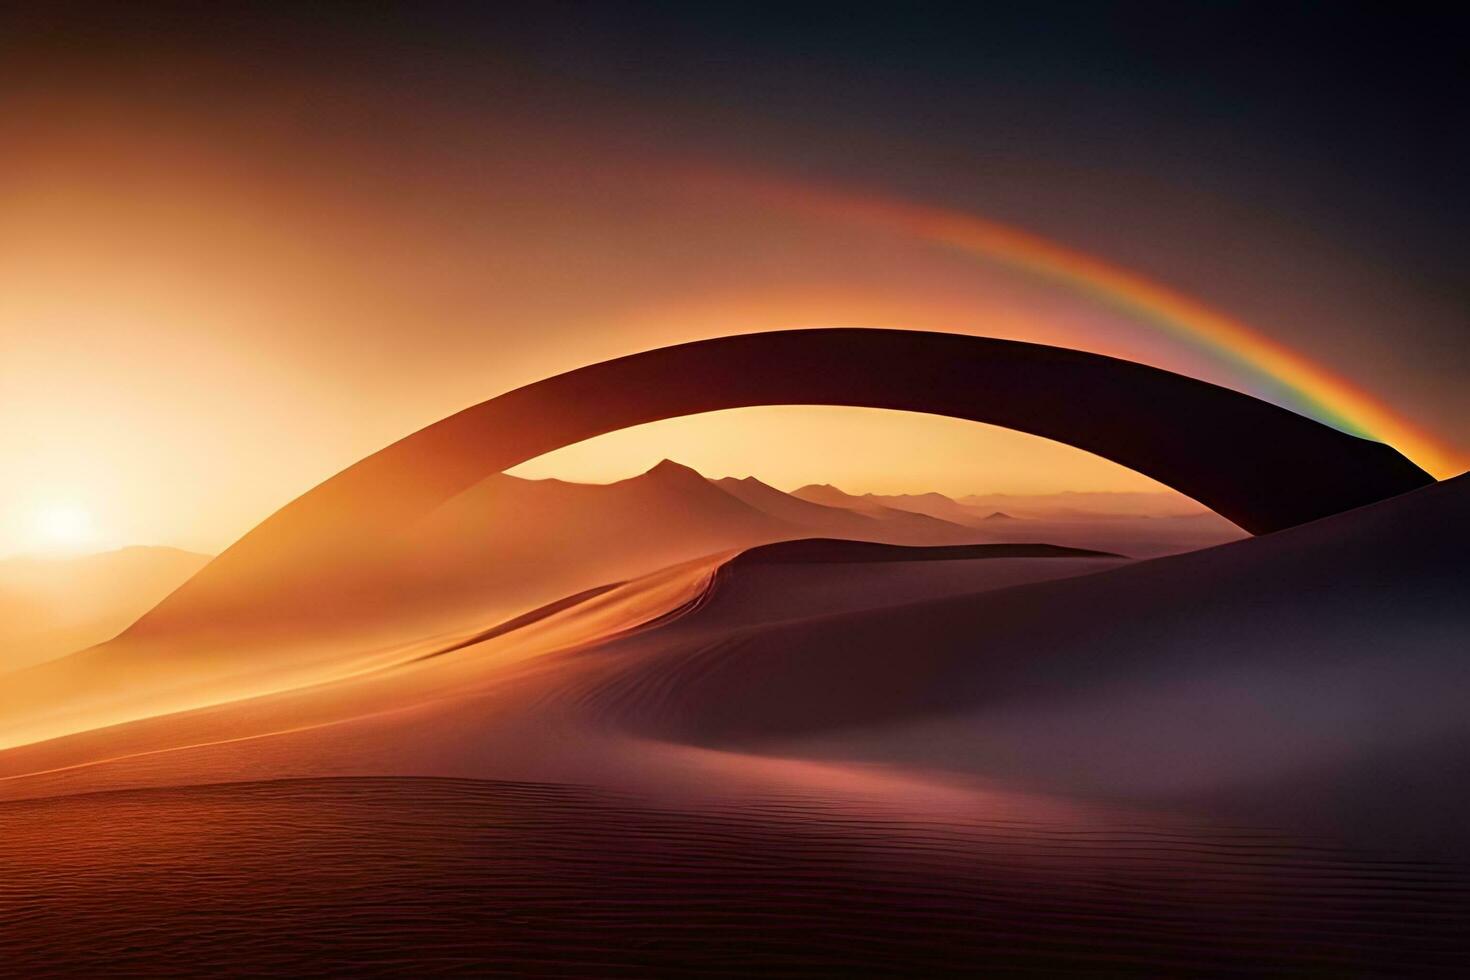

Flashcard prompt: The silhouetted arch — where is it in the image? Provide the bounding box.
[137,329,1433,633]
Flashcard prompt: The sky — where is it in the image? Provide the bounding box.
[1,3,1466,556]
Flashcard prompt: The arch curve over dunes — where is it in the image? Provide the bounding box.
[136,329,1433,634]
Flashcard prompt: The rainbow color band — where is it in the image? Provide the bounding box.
[718,175,1461,478]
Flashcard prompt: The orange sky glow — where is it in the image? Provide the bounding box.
[1,87,1461,557]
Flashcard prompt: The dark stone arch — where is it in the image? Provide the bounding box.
[137,329,1433,633]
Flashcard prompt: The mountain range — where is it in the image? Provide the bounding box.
[0,461,1243,674]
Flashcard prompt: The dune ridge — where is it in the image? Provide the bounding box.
[0,474,1464,973]
[0,540,1118,785]
[0,462,996,751]
[574,474,1470,851]
[2,478,1464,832]
[4,461,1218,756]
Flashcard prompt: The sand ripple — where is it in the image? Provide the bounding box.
[2,776,1466,977]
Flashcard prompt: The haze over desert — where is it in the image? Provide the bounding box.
[2,438,1467,974]
[3,5,1467,976]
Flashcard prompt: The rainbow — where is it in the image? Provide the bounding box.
[711,174,1461,477]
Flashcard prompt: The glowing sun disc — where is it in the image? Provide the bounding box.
[33,504,94,550]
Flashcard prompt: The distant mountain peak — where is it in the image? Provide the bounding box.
[984,511,1018,520]
[793,483,849,497]
[640,459,707,483]
[717,474,777,490]
[868,490,952,503]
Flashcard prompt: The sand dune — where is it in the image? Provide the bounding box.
[0,474,1465,972]
[582,474,1470,852]
[0,463,998,752]
[2,480,1463,840]
[412,462,995,619]
[98,329,1431,656]
[0,544,1115,787]
[128,460,993,646]
[0,547,210,673]
[7,775,1466,977]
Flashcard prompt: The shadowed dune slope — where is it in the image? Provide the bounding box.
[579,474,1470,852]
[0,495,1465,973]
[2,479,1461,856]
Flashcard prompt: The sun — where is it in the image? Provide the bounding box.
[33,503,95,552]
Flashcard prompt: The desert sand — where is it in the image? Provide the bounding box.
[0,471,1465,974]
[0,546,209,672]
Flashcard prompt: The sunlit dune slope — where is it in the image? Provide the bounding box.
[0,547,726,759]
[0,463,1001,752]
[0,543,1117,797]
[1,481,1468,974]
[2,477,1463,858]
